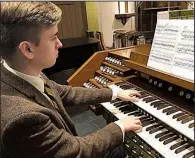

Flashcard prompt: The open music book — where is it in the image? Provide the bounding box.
[147,20,194,81]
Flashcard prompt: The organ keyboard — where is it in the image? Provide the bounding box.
[68,44,194,158]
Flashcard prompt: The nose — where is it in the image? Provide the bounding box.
[56,38,63,48]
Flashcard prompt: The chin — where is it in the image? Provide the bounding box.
[45,60,56,69]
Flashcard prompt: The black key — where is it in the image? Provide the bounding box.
[123,108,137,114]
[183,149,194,158]
[159,133,174,142]
[166,109,179,115]
[163,135,178,145]
[113,101,128,107]
[173,112,186,119]
[122,106,137,112]
[155,130,170,139]
[140,94,150,99]
[140,117,152,122]
[142,96,154,102]
[119,85,134,90]
[143,97,157,103]
[153,102,167,108]
[140,91,147,95]
[145,98,158,103]
[162,107,174,113]
[115,82,128,86]
[133,113,144,117]
[151,100,163,106]
[127,111,141,116]
[115,103,131,108]
[170,140,186,150]
[149,126,164,134]
[119,105,132,111]
[177,114,191,121]
[118,84,129,87]
[175,144,191,154]
[146,124,159,131]
[120,86,131,90]
[110,98,121,104]
[142,120,155,127]
[126,110,140,115]
[156,104,169,110]
[189,123,194,128]
[181,116,194,124]
[139,116,148,120]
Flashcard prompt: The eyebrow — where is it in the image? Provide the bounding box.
[50,32,58,38]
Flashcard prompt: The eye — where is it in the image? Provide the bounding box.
[52,36,57,41]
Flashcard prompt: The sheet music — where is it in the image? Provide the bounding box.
[171,20,194,81]
[147,20,194,81]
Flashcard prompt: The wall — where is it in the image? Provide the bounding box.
[86,2,99,31]
[97,2,135,47]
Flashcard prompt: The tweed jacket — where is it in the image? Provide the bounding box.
[1,64,123,158]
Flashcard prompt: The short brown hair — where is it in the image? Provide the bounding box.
[0,2,62,60]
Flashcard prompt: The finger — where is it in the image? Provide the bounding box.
[120,97,139,102]
[134,118,141,123]
[129,97,139,102]
[134,116,140,120]
[133,124,142,130]
[129,91,141,97]
[134,127,142,133]
[135,92,141,97]
[135,119,142,125]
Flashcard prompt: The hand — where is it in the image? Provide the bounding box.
[119,115,142,132]
[117,89,141,102]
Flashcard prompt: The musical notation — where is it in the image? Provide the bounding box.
[172,20,194,81]
[147,20,194,81]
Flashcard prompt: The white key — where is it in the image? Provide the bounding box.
[176,146,194,158]
[133,95,194,141]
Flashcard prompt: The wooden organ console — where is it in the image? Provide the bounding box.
[68,44,194,158]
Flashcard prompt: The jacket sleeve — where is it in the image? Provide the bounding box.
[49,80,113,106]
[2,112,123,158]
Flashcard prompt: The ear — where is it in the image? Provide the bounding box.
[18,41,35,59]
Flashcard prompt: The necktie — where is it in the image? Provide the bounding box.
[41,77,59,110]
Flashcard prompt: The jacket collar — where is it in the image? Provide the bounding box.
[1,63,55,110]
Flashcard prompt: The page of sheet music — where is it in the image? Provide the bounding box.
[171,20,194,81]
[147,20,194,81]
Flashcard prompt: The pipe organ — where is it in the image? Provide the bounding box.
[68,44,194,158]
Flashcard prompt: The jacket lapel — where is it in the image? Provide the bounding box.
[1,65,53,109]
[41,74,77,135]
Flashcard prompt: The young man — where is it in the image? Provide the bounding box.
[1,2,142,158]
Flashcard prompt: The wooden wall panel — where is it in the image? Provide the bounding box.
[53,2,88,39]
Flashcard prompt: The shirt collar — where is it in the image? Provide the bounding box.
[3,61,44,93]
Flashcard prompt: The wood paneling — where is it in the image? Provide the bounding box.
[67,51,109,86]
[54,2,88,39]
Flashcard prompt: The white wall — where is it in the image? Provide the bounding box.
[97,2,135,47]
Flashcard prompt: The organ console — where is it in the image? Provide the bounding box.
[68,44,194,158]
